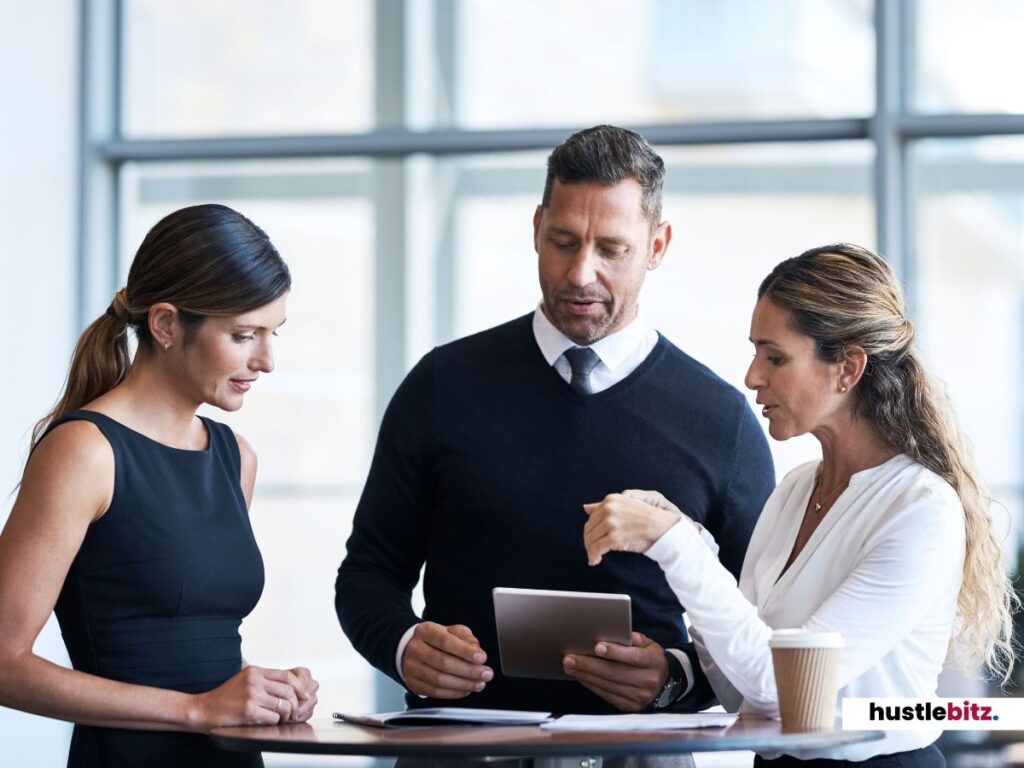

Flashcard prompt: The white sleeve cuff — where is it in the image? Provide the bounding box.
[395,623,419,685]
[666,647,695,699]
[695,522,719,556]
[646,518,703,565]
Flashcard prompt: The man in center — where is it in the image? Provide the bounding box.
[336,125,774,714]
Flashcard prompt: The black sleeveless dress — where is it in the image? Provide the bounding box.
[44,410,266,768]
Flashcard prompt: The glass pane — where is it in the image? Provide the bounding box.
[451,154,548,339]
[914,137,1024,540]
[446,143,874,477]
[119,160,376,744]
[454,0,873,128]
[915,0,1024,114]
[122,0,373,137]
[244,496,375,768]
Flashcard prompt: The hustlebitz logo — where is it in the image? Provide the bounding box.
[841,698,1018,731]
[868,701,996,722]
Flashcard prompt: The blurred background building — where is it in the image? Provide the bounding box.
[2,0,1023,765]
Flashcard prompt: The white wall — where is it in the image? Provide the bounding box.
[0,0,79,764]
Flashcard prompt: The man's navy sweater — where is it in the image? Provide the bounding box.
[336,313,774,714]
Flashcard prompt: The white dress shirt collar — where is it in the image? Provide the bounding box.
[532,303,650,374]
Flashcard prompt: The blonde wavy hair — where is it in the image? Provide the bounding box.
[759,243,1018,684]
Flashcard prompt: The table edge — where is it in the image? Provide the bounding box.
[209,726,885,757]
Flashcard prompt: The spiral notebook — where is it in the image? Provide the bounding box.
[333,707,553,728]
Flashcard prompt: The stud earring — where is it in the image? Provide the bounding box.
[840,385,848,393]
[163,342,171,350]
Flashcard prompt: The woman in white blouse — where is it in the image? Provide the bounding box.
[582,244,1016,768]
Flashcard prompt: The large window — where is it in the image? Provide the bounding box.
[75,2,1024,765]
[915,0,1024,114]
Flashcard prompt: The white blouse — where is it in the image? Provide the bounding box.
[646,454,966,760]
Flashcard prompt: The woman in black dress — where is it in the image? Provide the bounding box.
[0,204,318,767]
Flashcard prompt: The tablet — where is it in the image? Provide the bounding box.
[492,587,632,680]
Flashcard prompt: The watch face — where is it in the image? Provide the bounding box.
[655,679,680,709]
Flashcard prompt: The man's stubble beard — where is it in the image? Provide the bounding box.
[544,294,636,346]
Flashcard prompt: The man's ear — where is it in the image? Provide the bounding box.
[533,205,543,254]
[647,221,672,271]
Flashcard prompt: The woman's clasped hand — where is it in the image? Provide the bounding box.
[190,666,319,728]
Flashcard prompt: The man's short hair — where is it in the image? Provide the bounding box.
[541,125,665,227]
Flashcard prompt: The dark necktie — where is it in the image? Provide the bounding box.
[563,346,601,395]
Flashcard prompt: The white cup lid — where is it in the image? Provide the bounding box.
[769,629,844,649]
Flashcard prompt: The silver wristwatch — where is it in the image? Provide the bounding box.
[651,650,685,709]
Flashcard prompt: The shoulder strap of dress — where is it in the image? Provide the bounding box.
[200,417,242,474]
[35,410,114,453]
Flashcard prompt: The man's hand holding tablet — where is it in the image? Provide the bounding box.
[563,631,670,712]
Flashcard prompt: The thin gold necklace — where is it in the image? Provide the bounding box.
[812,474,848,513]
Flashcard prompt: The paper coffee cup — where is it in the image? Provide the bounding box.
[769,629,844,731]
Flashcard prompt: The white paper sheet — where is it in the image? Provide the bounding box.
[541,713,738,732]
